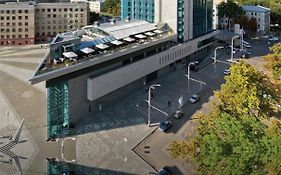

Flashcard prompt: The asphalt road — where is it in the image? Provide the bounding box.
[133,37,273,175]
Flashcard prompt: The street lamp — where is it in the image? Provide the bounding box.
[147,84,161,126]
[231,35,240,62]
[213,46,224,63]
[187,62,195,79]
[61,137,76,163]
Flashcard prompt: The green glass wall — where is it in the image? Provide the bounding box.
[177,0,184,42]
[193,0,213,38]
[121,0,154,23]
[47,81,69,139]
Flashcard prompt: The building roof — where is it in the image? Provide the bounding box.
[96,20,157,40]
[242,5,270,13]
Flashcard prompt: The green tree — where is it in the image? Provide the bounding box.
[264,43,281,81]
[218,0,244,29]
[215,62,275,118]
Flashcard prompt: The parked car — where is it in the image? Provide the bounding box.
[173,109,184,119]
[269,37,278,41]
[189,95,200,103]
[159,121,172,132]
[224,69,230,75]
[247,49,252,55]
[159,167,172,175]
[189,64,199,71]
[240,53,248,59]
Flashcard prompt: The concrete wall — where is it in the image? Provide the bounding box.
[87,32,217,101]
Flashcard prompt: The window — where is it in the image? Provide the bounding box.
[25,28,28,32]
[18,10,22,13]
[12,35,15,38]
[25,34,28,38]
[1,35,4,39]
[53,9,56,12]
[25,16,28,20]
[6,22,10,26]
[19,28,22,32]
[19,35,22,38]
[6,16,10,20]
[12,10,15,14]
[6,10,10,14]
[18,16,22,20]
[53,14,56,18]
[24,10,28,13]
[0,17,3,20]
[42,9,45,12]
[19,22,22,26]
[47,9,51,12]
[64,8,67,12]
[12,22,15,26]
[25,22,28,26]
[12,28,16,32]
[12,16,15,20]
[25,41,28,44]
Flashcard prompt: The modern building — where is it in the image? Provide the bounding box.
[242,5,270,35]
[0,1,89,45]
[30,18,217,139]
[121,0,213,42]
[70,0,104,13]
[0,2,36,45]
[121,0,155,23]
[213,0,225,30]
[35,2,89,42]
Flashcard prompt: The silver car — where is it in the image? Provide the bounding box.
[189,95,200,103]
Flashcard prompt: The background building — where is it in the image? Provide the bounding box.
[213,0,225,30]
[121,0,154,23]
[242,5,270,35]
[35,2,89,42]
[0,1,89,45]
[121,0,213,42]
[70,0,104,13]
[0,2,35,45]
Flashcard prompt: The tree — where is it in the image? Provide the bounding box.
[102,0,120,17]
[168,63,281,175]
[215,61,276,118]
[218,0,244,29]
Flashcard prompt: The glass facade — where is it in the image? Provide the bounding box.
[193,0,213,38]
[47,81,69,139]
[177,0,184,42]
[121,0,154,23]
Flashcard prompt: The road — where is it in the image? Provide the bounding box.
[133,36,273,175]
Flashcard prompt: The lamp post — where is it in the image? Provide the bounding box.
[213,46,224,63]
[61,137,76,163]
[187,62,195,79]
[231,35,240,62]
[147,84,161,126]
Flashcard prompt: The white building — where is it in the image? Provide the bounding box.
[213,0,226,30]
[242,5,270,35]
[70,0,104,13]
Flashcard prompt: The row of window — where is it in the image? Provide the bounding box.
[1,34,29,39]
[0,22,29,27]
[37,13,84,18]
[0,40,30,45]
[36,24,79,30]
[0,16,29,20]
[36,8,84,13]
[159,46,192,65]
[0,28,29,33]
[0,9,29,14]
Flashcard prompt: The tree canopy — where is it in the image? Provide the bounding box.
[102,0,121,17]
[168,62,281,175]
[218,0,244,29]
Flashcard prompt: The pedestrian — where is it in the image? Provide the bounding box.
[168,101,171,107]
[136,103,139,108]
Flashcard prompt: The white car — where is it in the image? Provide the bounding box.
[173,110,184,119]
[224,69,230,75]
[271,37,278,41]
[189,95,200,103]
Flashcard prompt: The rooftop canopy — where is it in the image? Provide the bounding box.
[95,43,109,50]
[135,34,147,39]
[63,51,78,58]
[145,31,156,36]
[123,37,135,42]
[111,40,123,46]
[80,47,95,54]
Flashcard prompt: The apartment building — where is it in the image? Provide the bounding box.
[35,2,89,42]
[242,5,270,35]
[0,2,35,45]
[70,0,104,13]
[0,1,89,45]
